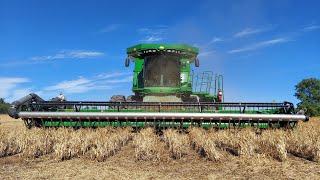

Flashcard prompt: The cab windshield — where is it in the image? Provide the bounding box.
[144,53,180,87]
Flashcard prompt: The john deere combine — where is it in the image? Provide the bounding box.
[8,44,308,129]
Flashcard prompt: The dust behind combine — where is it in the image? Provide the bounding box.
[0,115,319,179]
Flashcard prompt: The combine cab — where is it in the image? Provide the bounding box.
[8,44,308,129]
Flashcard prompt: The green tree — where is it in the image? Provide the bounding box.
[0,98,10,114]
[295,78,320,117]
[0,98,5,104]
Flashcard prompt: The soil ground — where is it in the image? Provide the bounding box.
[0,115,319,180]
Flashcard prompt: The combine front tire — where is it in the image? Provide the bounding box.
[23,119,42,129]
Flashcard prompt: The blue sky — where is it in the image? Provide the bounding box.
[0,0,319,104]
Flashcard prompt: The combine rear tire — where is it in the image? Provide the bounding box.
[23,119,42,129]
[279,121,297,129]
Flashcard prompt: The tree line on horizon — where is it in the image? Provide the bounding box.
[295,78,320,117]
[0,78,319,116]
[0,98,10,114]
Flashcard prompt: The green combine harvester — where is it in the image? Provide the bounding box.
[8,44,308,129]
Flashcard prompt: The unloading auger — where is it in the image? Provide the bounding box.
[8,44,308,129]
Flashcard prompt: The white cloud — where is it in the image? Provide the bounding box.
[234,27,273,38]
[140,36,163,42]
[0,60,42,67]
[228,38,289,54]
[44,77,92,93]
[137,25,168,35]
[209,37,224,44]
[105,76,133,83]
[96,72,131,79]
[7,89,33,102]
[100,24,121,33]
[31,50,105,61]
[44,72,132,94]
[138,25,168,42]
[0,77,30,101]
[1,50,105,67]
[198,50,215,57]
[44,77,115,94]
[303,25,320,31]
[0,72,132,101]
[67,51,104,58]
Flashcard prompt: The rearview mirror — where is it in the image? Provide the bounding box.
[195,57,200,67]
[125,57,130,67]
